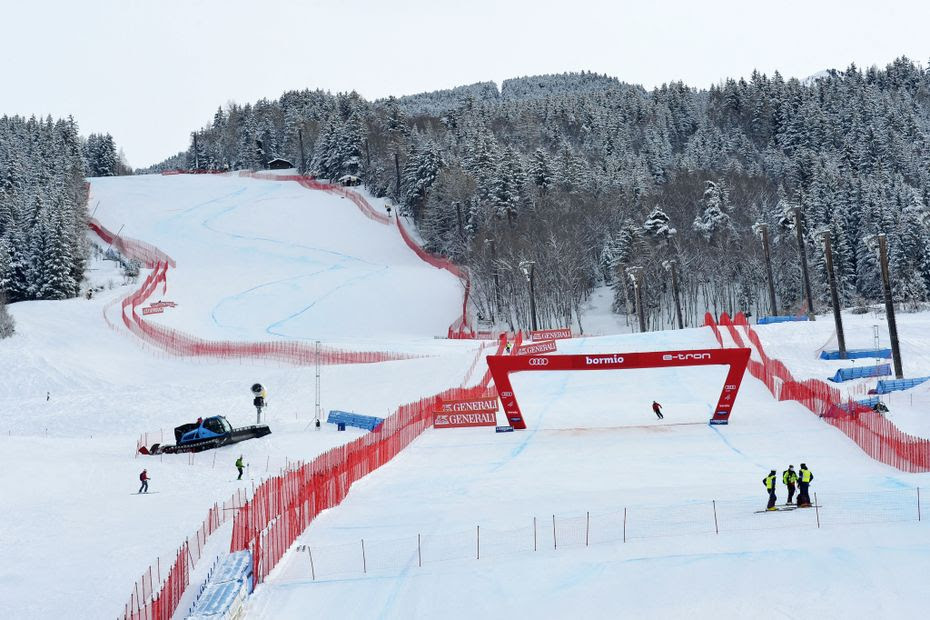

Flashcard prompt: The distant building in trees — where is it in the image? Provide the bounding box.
[267,157,294,170]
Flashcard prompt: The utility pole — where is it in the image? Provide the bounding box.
[486,239,502,322]
[192,133,199,170]
[298,128,306,175]
[663,260,684,330]
[394,153,401,198]
[876,234,904,378]
[521,261,538,332]
[792,207,816,320]
[754,223,778,316]
[626,266,646,333]
[819,230,847,359]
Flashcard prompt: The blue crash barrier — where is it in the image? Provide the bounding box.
[757,315,809,325]
[873,377,930,394]
[186,550,253,619]
[828,364,892,383]
[819,348,892,360]
[327,410,384,432]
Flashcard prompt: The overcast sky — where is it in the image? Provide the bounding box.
[3,0,930,167]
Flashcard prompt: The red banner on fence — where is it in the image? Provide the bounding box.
[434,411,498,428]
[530,328,572,341]
[438,397,499,413]
[141,306,164,315]
[515,340,557,356]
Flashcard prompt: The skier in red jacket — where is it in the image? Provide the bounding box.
[652,401,664,420]
[139,469,150,494]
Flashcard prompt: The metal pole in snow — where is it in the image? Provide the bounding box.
[814,493,821,528]
[476,525,480,560]
[552,515,557,550]
[418,534,422,567]
[623,507,627,543]
[713,500,719,534]
[361,539,366,574]
[533,517,537,551]
[918,487,921,522]
[307,546,315,580]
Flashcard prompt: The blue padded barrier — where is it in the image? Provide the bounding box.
[757,315,809,325]
[819,348,892,360]
[873,377,930,394]
[327,410,384,432]
[828,364,892,383]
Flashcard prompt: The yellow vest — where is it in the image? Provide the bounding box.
[800,469,812,483]
[764,474,776,490]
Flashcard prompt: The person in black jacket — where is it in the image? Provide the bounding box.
[652,401,664,420]
[782,465,798,505]
[797,463,814,507]
[763,470,778,510]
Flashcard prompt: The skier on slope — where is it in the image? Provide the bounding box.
[236,455,245,480]
[782,465,798,505]
[139,469,150,494]
[763,469,777,510]
[796,463,814,507]
[652,401,664,420]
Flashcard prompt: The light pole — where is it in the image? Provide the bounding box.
[626,266,646,333]
[752,222,778,317]
[817,229,846,359]
[485,238,502,323]
[865,234,903,378]
[519,260,538,332]
[792,207,816,320]
[662,259,684,330]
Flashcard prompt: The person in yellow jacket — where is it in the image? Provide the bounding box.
[763,470,778,510]
[797,463,814,507]
[783,465,798,505]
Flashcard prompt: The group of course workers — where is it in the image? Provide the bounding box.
[764,464,814,510]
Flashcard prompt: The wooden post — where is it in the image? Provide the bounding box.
[713,500,719,534]
[821,231,847,358]
[793,207,816,319]
[878,234,904,378]
[814,493,820,528]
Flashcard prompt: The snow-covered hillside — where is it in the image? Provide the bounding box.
[3,173,930,620]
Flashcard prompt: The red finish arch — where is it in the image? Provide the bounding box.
[487,348,751,429]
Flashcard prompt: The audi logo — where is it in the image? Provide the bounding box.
[528,358,549,366]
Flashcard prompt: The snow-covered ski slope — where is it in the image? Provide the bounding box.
[89,172,464,344]
[0,172,479,620]
[3,172,930,619]
[249,326,930,619]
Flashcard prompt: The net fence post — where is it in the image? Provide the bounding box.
[623,507,627,543]
[552,515,557,550]
[307,546,316,581]
[361,539,366,574]
[814,493,821,528]
[585,511,590,547]
[533,517,537,551]
[713,500,719,534]
[418,534,422,567]
[918,487,922,522]
[476,525,480,560]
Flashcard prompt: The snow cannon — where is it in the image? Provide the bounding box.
[139,415,271,455]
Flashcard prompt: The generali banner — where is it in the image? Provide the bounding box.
[434,397,499,428]
[141,306,164,315]
[530,328,572,341]
[438,398,498,413]
[434,411,498,428]
[515,340,557,356]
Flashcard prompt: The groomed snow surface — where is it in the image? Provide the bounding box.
[2,173,929,619]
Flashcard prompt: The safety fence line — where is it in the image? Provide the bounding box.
[122,489,247,620]
[229,337,507,586]
[272,487,926,582]
[87,218,422,366]
[706,311,930,472]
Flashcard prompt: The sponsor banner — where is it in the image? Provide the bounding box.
[141,306,164,315]
[514,340,557,356]
[434,411,498,428]
[149,300,177,309]
[438,398,498,413]
[530,328,572,341]
[495,425,514,433]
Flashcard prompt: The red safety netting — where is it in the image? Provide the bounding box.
[122,489,247,620]
[229,337,508,585]
[88,218,176,269]
[704,311,930,472]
